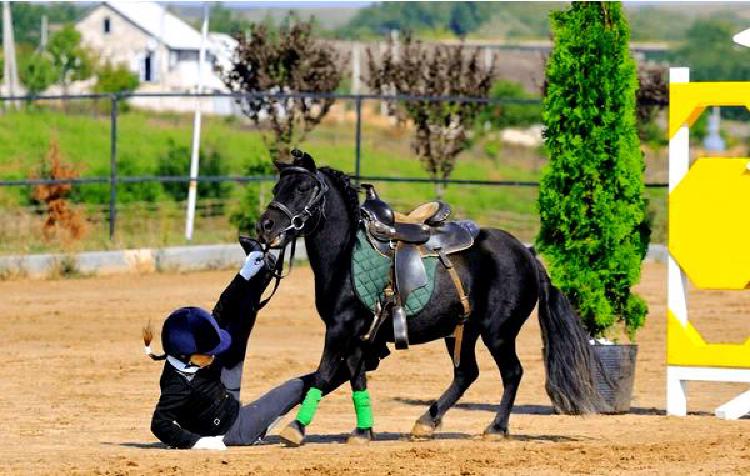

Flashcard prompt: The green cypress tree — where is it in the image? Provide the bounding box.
[537,1,649,340]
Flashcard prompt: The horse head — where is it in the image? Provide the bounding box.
[257,149,329,248]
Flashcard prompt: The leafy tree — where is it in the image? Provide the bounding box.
[0,3,81,47]
[672,18,750,120]
[477,80,541,129]
[47,24,93,94]
[19,52,56,96]
[537,2,649,339]
[340,2,495,39]
[208,3,252,36]
[222,15,343,162]
[635,64,668,143]
[366,35,494,196]
[448,3,483,37]
[672,18,750,81]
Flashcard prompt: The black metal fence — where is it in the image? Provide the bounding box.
[0,90,667,245]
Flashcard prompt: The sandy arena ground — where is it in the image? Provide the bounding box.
[1,262,750,475]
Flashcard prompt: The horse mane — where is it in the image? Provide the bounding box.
[318,166,361,235]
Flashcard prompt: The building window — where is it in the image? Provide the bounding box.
[103,16,111,34]
[144,52,153,82]
[176,50,199,62]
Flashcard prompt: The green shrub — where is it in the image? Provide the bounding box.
[536,2,649,340]
[116,159,163,203]
[70,159,162,205]
[476,79,542,130]
[156,139,233,201]
[94,61,139,94]
[93,61,139,112]
[230,160,276,234]
[483,138,502,159]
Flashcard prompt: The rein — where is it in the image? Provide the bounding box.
[258,166,329,309]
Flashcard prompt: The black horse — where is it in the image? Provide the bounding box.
[257,152,606,446]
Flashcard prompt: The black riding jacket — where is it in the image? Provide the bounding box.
[151,362,239,448]
[150,272,269,449]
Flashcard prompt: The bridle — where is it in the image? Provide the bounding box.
[259,165,329,308]
[268,166,329,238]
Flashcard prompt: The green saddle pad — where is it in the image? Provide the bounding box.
[351,230,438,316]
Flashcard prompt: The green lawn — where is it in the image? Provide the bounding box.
[0,107,667,253]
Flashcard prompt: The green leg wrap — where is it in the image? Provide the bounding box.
[296,387,322,426]
[352,390,374,429]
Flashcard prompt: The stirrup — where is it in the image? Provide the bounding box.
[392,305,409,350]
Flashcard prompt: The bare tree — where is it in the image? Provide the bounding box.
[635,63,668,137]
[366,35,494,196]
[32,138,86,243]
[222,17,344,162]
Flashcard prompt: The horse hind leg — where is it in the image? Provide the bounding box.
[410,328,480,440]
[481,332,523,440]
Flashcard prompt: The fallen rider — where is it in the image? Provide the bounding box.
[142,237,311,450]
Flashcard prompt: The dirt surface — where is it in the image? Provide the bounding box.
[2,262,750,475]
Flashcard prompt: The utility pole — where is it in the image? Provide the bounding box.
[2,1,20,108]
[351,42,360,95]
[40,14,48,50]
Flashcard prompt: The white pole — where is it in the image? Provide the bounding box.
[2,1,19,108]
[185,3,209,241]
[351,42,360,95]
[40,15,48,50]
[666,66,690,417]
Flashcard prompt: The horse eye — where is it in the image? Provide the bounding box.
[298,182,311,192]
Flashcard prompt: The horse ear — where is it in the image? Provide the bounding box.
[292,149,316,171]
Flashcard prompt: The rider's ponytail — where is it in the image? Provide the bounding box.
[142,321,166,361]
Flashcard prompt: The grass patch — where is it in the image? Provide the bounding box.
[0,107,668,253]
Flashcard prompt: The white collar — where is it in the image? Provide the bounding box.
[167,355,201,374]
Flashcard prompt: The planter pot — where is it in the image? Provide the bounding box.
[591,344,638,414]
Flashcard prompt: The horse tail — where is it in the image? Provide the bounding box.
[533,257,610,414]
[142,320,166,361]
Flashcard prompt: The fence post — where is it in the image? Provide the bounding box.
[109,94,118,240]
[354,96,362,185]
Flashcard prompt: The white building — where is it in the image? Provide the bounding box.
[76,1,238,113]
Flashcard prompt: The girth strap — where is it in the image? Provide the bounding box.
[439,250,471,367]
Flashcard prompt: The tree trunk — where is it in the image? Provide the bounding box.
[434,181,445,201]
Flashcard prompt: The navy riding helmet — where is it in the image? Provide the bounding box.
[161,306,231,359]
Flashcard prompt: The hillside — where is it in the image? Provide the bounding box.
[335,1,750,42]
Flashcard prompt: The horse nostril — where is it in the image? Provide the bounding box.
[262,218,274,232]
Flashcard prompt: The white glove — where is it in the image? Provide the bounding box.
[239,251,265,280]
[192,435,226,451]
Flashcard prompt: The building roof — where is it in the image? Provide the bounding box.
[104,1,204,50]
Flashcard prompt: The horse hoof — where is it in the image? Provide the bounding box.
[279,420,306,447]
[482,424,509,441]
[410,414,438,440]
[347,427,374,445]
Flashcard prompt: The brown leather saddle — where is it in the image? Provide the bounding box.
[360,184,478,362]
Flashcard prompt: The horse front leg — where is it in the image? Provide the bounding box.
[279,322,353,447]
[346,346,375,444]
